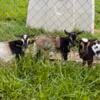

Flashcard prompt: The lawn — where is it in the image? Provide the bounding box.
[95,0,100,29]
[0,0,100,100]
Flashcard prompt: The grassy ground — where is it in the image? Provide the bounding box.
[95,0,100,29]
[0,0,100,100]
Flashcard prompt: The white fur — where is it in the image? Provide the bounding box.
[81,38,88,43]
[23,34,28,39]
[92,43,100,58]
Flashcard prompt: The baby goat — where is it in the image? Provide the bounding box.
[33,30,83,60]
[78,38,100,67]
[0,34,34,62]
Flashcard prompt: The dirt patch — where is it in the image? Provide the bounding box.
[69,51,100,64]
[49,50,81,61]
[50,50,100,64]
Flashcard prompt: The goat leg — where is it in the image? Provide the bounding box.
[61,52,68,60]
[82,60,86,66]
[87,59,93,67]
[60,47,69,60]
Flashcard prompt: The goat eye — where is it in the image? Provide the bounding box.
[95,46,98,49]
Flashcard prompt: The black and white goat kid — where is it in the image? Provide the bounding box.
[32,30,83,60]
[0,34,34,62]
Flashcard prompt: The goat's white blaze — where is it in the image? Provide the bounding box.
[0,42,15,62]
[81,38,88,43]
[21,34,28,44]
[22,34,30,45]
[23,34,28,40]
[92,43,100,57]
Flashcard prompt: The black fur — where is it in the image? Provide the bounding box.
[58,31,83,60]
[78,40,95,67]
[59,37,71,60]
[9,40,24,59]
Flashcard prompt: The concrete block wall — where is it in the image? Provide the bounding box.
[26,0,95,33]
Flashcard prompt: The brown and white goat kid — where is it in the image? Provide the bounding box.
[32,30,83,60]
[0,34,34,62]
[79,38,100,67]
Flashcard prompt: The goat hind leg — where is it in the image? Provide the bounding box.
[82,60,86,66]
[62,52,68,60]
[87,60,93,68]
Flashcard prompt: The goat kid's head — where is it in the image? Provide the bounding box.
[16,34,34,48]
[79,38,89,54]
[64,29,83,46]
[79,38,97,55]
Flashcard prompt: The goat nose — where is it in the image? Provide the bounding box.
[23,43,28,48]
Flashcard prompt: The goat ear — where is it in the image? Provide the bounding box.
[78,39,82,43]
[29,34,35,37]
[77,31,84,35]
[29,39,35,44]
[89,38,97,41]
[77,38,81,43]
[88,40,95,46]
[64,29,70,35]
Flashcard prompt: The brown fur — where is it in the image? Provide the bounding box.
[79,39,97,67]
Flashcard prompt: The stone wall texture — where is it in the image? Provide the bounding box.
[26,0,95,33]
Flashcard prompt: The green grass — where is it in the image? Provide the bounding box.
[95,0,100,29]
[0,0,28,22]
[0,0,100,100]
[0,58,100,100]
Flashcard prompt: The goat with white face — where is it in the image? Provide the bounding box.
[32,30,83,60]
[0,34,34,62]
